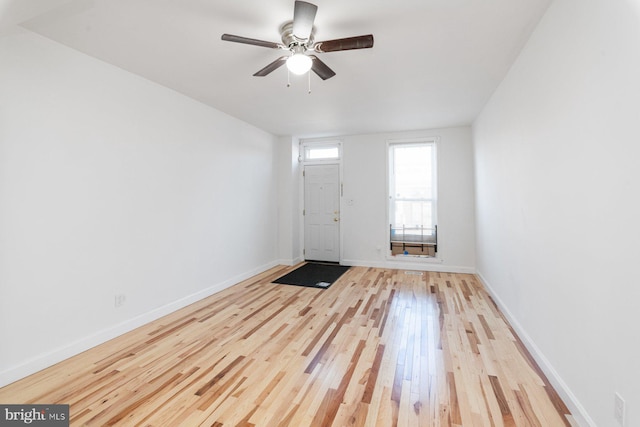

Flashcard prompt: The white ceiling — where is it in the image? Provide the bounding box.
[3,0,552,137]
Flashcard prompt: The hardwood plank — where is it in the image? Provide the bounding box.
[0,266,576,426]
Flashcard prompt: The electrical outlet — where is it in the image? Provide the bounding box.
[614,392,625,426]
[114,294,126,308]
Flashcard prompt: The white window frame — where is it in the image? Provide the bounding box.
[386,137,439,260]
[300,140,342,164]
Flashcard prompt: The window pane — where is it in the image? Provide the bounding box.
[307,147,339,160]
[389,142,436,234]
[393,201,434,234]
[393,145,433,199]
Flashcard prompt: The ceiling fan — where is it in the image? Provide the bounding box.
[221,1,374,80]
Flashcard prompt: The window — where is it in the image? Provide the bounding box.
[388,139,437,257]
[307,146,339,160]
[302,141,341,163]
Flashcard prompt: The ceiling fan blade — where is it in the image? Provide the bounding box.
[314,35,374,53]
[309,55,336,80]
[253,56,288,76]
[292,1,318,40]
[221,34,281,49]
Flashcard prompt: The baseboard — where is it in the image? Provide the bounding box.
[341,258,476,274]
[276,256,304,266]
[475,271,596,427]
[0,260,279,388]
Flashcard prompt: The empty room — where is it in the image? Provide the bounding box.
[0,0,638,426]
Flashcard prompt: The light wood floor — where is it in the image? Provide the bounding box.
[0,265,576,426]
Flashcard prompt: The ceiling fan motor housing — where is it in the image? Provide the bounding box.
[280,21,315,51]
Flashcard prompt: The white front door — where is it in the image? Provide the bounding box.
[304,164,340,262]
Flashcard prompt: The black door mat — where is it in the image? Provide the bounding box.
[272,262,350,289]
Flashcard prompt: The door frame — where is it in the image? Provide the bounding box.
[298,140,343,264]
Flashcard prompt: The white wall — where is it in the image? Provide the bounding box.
[473,0,640,425]
[0,29,279,386]
[337,127,475,273]
[276,136,302,265]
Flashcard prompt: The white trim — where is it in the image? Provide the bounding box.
[300,139,344,264]
[386,137,440,262]
[342,258,475,274]
[385,254,443,264]
[387,136,440,144]
[0,260,279,388]
[300,139,343,164]
[476,271,595,427]
[276,256,304,266]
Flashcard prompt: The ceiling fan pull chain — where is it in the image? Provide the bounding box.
[287,68,291,87]
[308,70,311,94]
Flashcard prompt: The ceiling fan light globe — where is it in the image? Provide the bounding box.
[286,53,312,75]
